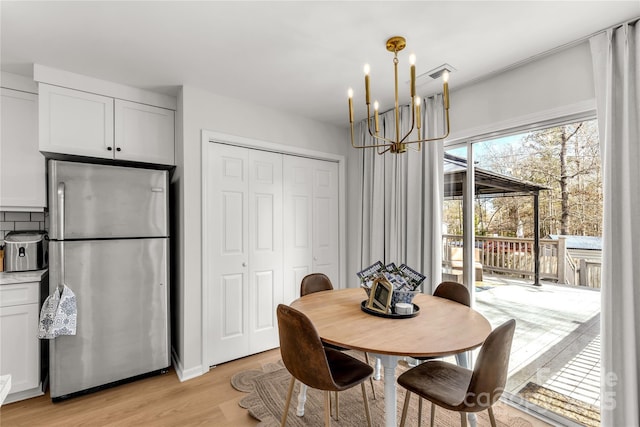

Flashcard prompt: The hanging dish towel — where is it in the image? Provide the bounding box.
[38,285,77,339]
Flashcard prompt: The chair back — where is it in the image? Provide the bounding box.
[433,281,471,307]
[300,273,333,296]
[276,304,336,391]
[466,319,516,408]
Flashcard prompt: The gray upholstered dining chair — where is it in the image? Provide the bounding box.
[276,304,373,427]
[300,273,376,401]
[397,319,516,427]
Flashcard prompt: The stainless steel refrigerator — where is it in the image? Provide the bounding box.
[47,160,170,400]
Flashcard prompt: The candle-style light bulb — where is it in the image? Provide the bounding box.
[348,88,354,123]
[409,54,416,97]
[442,71,450,110]
[374,101,380,134]
[364,63,371,105]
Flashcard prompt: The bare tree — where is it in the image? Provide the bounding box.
[444,120,602,238]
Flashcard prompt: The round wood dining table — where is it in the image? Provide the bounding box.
[290,287,492,427]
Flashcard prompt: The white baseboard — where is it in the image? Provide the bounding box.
[3,385,44,405]
[171,347,208,382]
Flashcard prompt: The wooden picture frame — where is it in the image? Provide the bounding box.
[366,277,393,314]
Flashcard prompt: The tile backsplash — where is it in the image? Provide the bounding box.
[0,211,48,241]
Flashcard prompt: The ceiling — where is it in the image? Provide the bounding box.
[2,1,638,128]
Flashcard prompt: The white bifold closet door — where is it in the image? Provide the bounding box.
[205,143,339,366]
[283,156,339,304]
[206,143,283,366]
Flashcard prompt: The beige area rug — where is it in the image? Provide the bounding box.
[231,356,533,426]
[518,382,600,427]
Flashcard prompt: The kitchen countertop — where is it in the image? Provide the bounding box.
[0,269,48,285]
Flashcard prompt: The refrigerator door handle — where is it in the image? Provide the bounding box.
[57,182,65,240]
[57,182,66,293]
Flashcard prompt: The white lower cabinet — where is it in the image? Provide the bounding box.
[0,281,42,402]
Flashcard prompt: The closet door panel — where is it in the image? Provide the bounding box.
[207,144,250,366]
[283,157,313,303]
[312,160,340,284]
[248,150,283,354]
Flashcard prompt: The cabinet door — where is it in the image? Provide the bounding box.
[0,303,40,394]
[114,100,174,165]
[39,84,114,159]
[0,89,46,210]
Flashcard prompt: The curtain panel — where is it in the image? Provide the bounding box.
[356,96,444,293]
[590,20,640,426]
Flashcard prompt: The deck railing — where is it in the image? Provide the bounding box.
[442,234,602,288]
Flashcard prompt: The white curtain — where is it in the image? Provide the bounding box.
[590,21,640,427]
[357,97,444,293]
[421,95,445,293]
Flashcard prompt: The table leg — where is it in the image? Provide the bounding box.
[455,352,477,427]
[374,356,382,380]
[374,353,399,427]
[296,383,307,416]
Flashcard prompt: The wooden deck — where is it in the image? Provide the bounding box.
[472,273,601,425]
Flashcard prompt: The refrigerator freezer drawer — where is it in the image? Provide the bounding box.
[48,238,170,398]
[48,160,169,239]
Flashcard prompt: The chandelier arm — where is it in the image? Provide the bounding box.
[399,102,416,144]
[350,121,396,149]
[377,145,392,155]
[397,107,451,145]
[370,134,404,145]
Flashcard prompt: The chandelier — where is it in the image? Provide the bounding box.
[347,36,451,154]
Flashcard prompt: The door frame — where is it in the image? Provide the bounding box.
[201,129,346,368]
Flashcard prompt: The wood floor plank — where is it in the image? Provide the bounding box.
[0,347,548,426]
[0,349,281,426]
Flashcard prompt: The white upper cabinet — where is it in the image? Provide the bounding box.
[38,83,174,166]
[114,100,174,165]
[39,84,114,159]
[0,88,46,210]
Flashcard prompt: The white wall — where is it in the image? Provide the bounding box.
[174,85,349,376]
[447,41,595,142]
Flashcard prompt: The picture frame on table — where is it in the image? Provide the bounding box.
[366,277,393,314]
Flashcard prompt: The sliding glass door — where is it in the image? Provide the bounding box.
[444,119,603,426]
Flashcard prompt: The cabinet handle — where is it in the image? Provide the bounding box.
[107,146,113,151]
[116,147,122,152]
[242,262,247,267]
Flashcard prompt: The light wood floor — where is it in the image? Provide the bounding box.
[1,348,550,426]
